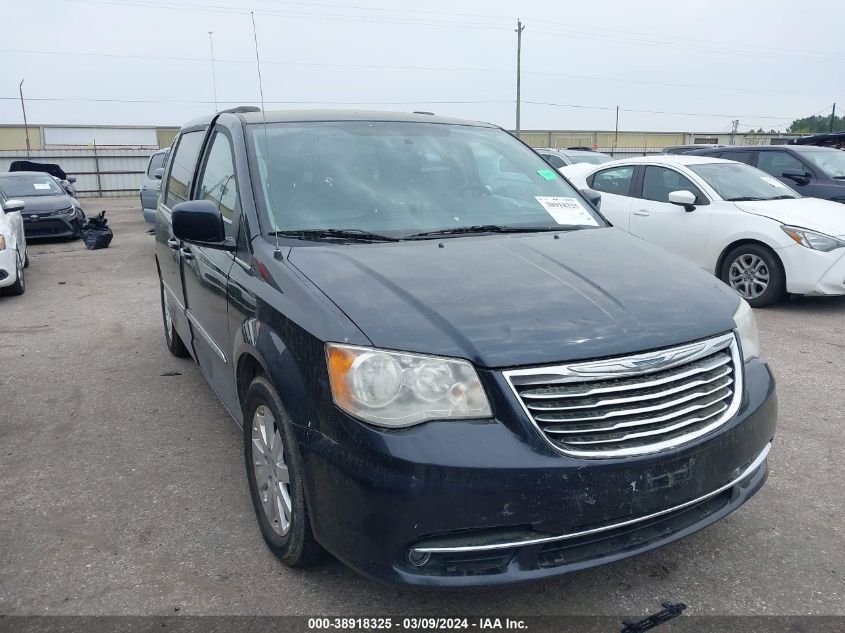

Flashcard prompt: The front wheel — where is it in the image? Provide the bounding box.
[244,376,323,567]
[4,250,25,296]
[720,243,785,308]
[159,279,189,357]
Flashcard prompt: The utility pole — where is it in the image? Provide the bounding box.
[208,31,218,111]
[18,79,31,157]
[614,105,619,156]
[730,119,740,145]
[515,19,525,138]
[831,103,837,132]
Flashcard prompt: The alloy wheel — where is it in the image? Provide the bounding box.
[728,253,769,300]
[251,405,292,536]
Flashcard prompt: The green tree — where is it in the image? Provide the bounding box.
[787,114,845,133]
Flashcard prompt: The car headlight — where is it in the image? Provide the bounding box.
[733,298,760,361]
[63,206,77,216]
[326,344,492,427]
[781,225,845,252]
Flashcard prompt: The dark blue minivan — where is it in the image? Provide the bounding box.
[155,108,777,586]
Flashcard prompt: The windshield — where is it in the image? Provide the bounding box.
[688,162,799,201]
[249,121,605,238]
[798,149,845,179]
[565,153,611,165]
[0,174,64,197]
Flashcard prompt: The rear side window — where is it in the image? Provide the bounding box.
[590,166,634,196]
[757,151,809,178]
[196,131,239,239]
[720,151,754,165]
[164,131,205,208]
[147,152,166,177]
[541,153,567,168]
[641,166,706,204]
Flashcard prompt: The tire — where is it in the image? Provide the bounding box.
[159,279,189,357]
[4,250,25,296]
[243,376,323,567]
[720,243,785,308]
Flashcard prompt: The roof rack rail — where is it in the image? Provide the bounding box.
[219,106,261,114]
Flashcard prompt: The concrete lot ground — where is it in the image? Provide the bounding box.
[1,198,843,616]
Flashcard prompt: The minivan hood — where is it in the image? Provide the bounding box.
[289,228,740,369]
[17,195,73,214]
[734,197,845,238]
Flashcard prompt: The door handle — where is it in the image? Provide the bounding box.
[633,209,651,217]
[180,246,194,261]
[167,238,179,250]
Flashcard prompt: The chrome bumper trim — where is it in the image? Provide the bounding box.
[410,442,771,555]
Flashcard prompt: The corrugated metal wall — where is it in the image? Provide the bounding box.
[0,148,154,197]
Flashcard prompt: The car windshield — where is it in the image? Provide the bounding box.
[566,153,612,165]
[0,174,64,197]
[688,162,800,201]
[249,121,605,238]
[798,149,845,179]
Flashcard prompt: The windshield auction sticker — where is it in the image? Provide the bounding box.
[535,196,599,226]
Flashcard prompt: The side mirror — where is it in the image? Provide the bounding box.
[668,190,697,212]
[3,199,25,213]
[67,176,77,184]
[154,168,164,180]
[171,200,235,250]
[781,169,810,186]
[580,188,602,211]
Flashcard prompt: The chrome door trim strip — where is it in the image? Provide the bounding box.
[186,309,228,364]
[410,442,770,555]
[162,280,186,311]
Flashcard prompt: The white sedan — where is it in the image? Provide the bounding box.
[562,155,845,307]
[0,195,28,296]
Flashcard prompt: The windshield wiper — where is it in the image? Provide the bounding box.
[726,196,765,201]
[766,195,797,200]
[269,228,398,242]
[407,224,584,238]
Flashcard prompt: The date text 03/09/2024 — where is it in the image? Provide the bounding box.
[307,618,528,630]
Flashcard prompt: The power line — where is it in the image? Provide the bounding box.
[1,47,826,98]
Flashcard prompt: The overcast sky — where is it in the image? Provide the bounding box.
[1,0,842,132]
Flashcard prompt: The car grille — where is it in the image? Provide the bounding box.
[24,219,71,237]
[504,333,742,458]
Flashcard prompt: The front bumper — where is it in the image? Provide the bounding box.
[23,213,82,239]
[0,248,18,288]
[295,358,777,587]
[777,242,845,296]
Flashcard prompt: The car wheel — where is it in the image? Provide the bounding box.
[5,250,25,296]
[159,279,189,357]
[244,376,323,567]
[721,243,785,308]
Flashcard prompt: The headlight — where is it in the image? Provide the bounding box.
[326,344,492,427]
[733,299,760,361]
[63,207,77,216]
[781,225,845,252]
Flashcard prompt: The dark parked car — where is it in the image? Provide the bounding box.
[156,108,776,587]
[690,145,845,202]
[0,172,84,239]
[9,160,77,197]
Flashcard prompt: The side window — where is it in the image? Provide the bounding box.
[197,131,239,239]
[757,151,808,178]
[163,131,205,208]
[147,152,166,177]
[589,166,634,197]
[641,166,706,204]
[542,154,566,168]
[722,151,753,165]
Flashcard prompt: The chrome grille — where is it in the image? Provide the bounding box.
[504,333,742,458]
